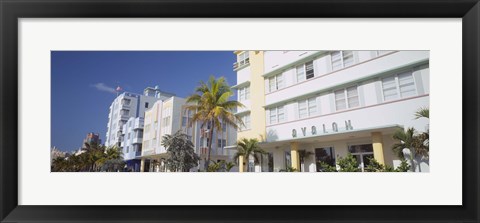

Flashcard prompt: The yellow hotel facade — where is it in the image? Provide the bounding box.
[232,51,430,172]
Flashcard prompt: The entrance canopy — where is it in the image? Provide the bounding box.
[259,124,404,148]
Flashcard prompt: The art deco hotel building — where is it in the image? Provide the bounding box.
[232,50,429,172]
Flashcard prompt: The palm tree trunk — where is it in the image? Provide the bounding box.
[205,119,215,171]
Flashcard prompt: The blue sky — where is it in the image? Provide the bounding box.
[51,51,237,152]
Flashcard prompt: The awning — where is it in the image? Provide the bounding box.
[259,124,404,148]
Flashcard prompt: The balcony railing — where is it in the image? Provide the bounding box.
[133,121,144,130]
[233,58,250,70]
[132,137,142,144]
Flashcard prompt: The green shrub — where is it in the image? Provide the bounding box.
[395,159,411,172]
[364,157,395,172]
[279,166,298,172]
[336,153,361,172]
[364,157,410,172]
[317,161,337,172]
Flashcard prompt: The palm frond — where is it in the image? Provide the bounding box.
[414,107,429,119]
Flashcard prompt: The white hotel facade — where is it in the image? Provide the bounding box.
[233,50,429,172]
[139,96,237,172]
[105,86,174,148]
[105,86,175,171]
[106,87,237,172]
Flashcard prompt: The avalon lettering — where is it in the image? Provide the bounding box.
[292,120,353,138]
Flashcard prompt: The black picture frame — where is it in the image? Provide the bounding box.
[1,0,479,222]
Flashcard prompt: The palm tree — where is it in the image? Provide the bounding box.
[186,76,244,170]
[233,138,267,172]
[207,160,224,172]
[82,142,105,171]
[392,127,416,159]
[224,161,236,172]
[413,107,429,158]
[414,107,429,119]
[98,146,124,171]
[392,127,430,172]
[52,157,68,172]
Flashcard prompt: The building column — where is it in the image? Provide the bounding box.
[140,159,145,172]
[290,142,300,171]
[239,155,245,172]
[371,132,385,165]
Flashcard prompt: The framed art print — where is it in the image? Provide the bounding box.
[1,0,479,222]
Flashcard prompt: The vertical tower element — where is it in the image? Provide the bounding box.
[234,51,267,141]
[238,155,245,172]
[371,132,385,165]
[290,142,300,171]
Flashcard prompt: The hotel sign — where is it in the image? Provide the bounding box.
[292,120,353,138]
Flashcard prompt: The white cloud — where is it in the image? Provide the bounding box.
[91,83,116,94]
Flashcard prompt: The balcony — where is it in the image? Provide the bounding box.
[233,58,250,71]
[133,119,144,130]
[132,137,143,144]
[120,103,131,109]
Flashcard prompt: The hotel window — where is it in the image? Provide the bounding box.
[238,86,250,101]
[269,106,285,124]
[239,114,251,131]
[348,144,374,172]
[165,116,171,126]
[120,109,130,116]
[269,107,277,124]
[315,147,335,172]
[182,116,188,127]
[381,71,417,101]
[237,51,250,66]
[222,122,227,132]
[296,61,314,83]
[248,160,255,172]
[267,153,273,172]
[331,51,354,71]
[268,73,285,92]
[298,97,317,119]
[126,146,129,153]
[121,98,131,106]
[217,139,226,148]
[285,151,292,170]
[145,102,149,108]
[334,86,359,111]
